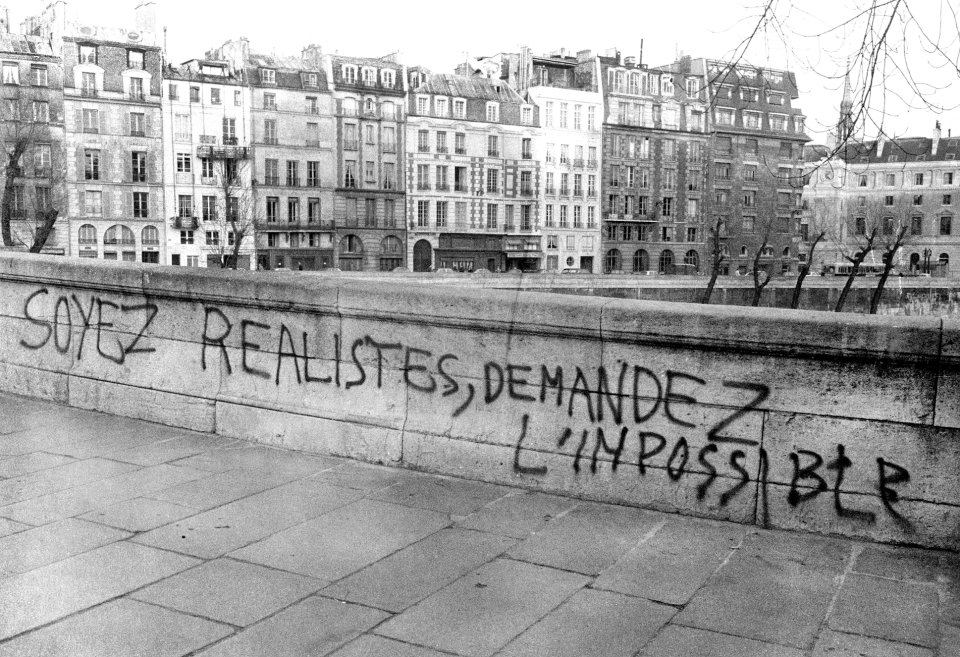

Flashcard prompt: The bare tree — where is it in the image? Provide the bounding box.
[200,153,258,269]
[791,195,835,309]
[1,85,64,252]
[749,219,778,307]
[832,196,887,312]
[701,216,727,304]
[869,196,912,314]
[722,1,960,159]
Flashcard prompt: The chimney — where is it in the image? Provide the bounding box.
[301,44,322,68]
[604,47,620,63]
[932,120,942,155]
[576,49,592,62]
[624,55,636,67]
[876,135,886,157]
[134,0,155,35]
[0,6,9,33]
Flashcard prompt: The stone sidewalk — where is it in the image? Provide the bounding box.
[0,392,957,657]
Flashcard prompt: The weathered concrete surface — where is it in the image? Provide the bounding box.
[0,394,956,656]
[0,253,958,548]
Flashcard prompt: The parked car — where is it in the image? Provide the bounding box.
[434,267,454,273]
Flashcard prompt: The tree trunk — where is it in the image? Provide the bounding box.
[835,254,866,312]
[28,209,59,253]
[869,263,894,314]
[702,268,720,304]
[790,232,825,309]
[3,142,28,248]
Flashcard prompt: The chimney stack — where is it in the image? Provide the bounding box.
[134,0,156,35]
[624,55,636,67]
[933,120,942,155]
[0,6,10,34]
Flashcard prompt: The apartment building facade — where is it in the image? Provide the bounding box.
[0,32,66,253]
[162,58,255,268]
[685,57,809,276]
[596,52,712,274]
[24,1,166,263]
[523,49,603,273]
[210,40,337,271]
[326,54,406,271]
[406,73,541,272]
[803,124,960,274]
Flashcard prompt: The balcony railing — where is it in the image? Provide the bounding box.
[81,87,98,97]
[546,155,555,163]
[559,187,570,196]
[436,183,449,191]
[344,139,359,150]
[264,137,279,145]
[437,146,448,153]
[306,139,320,148]
[286,179,300,187]
[104,238,136,245]
[587,159,598,168]
[455,147,466,155]
[559,158,569,166]
[573,188,583,197]
[418,145,430,153]
[487,150,499,157]
[264,176,281,186]
[545,186,556,195]
[417,183,431,190]
[306,106,320,115]
[223,137,238,146]
[522,152,532,160]
[573,158,584,168]
[127,91,145,101]
[306,178,320,188]
[174,216,198,229]
[587,190,597,197]
[520,187,534,196]
[454,183,468,192]
[383,144,397,153]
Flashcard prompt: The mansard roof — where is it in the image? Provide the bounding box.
[413,73,524,103]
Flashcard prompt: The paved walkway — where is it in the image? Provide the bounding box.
[0,392,957,657]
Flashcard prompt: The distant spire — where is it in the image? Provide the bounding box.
[837,61,855,144]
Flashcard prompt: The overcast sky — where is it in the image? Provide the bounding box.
[13,0,960,143]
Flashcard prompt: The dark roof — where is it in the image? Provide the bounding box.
[837,137,960,163]
[413,74,524,102]
[330,54,402,69]
[0,34,55,57]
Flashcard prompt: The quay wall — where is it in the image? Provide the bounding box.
[0,253,958,550]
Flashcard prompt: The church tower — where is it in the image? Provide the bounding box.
[837,66,855,144]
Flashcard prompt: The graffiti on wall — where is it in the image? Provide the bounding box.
[17,290,914,528]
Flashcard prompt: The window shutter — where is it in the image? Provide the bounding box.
[76,147,85,182]
[124,152,132,183]
[127,191,133,217]
[74,109,82,132]
[145,111,153,138]
[147,153,158,183]
[102,190,111,218]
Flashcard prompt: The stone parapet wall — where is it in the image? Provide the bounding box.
[0,253,957,550]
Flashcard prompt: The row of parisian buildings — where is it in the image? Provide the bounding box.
[2,2,957,275]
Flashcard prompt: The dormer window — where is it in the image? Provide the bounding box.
[342,65,357,83]
[686,78,700,96]
[794,116,805,133]
[486,102,499,122]
[1,62,18,85]
[521,106,532,124]
[661,74,674,95]
[382,69,395,88]
[435,97,448,117]
[304,72,318,87]
[766,70,784,85]
[416,96,429,115]
[453,99,465,119]
[260,68,276,84]
[741,87,759,102]
[362,67,376,86]
[127,50,144,70]
[79,45,97,65]
[768,92,784,105]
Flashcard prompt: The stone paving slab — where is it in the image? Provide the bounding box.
[0,391,957,656]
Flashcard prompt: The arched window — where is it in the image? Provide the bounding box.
[338,234,364,271]
[684,249,700,271]
[340,234,364,254]
[940,252,950,265]
[604,248,621,273]
[658,249,675,273]
[103,225,120,245]
[782,246,791,257]
[909,252,920,270]
[739,245,748,257]
[381,236,402,254]
[721,244,730,257]
[78,224,97,245]
[379,236,403,271]
[364,97,374,113]
[632,249,649,273]
[761,245,774,257]
[142,225,159,245]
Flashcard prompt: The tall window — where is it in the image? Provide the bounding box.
[417,200,429,227]
[559,103,568,129]
[176,153,192,173]
[133,192,149,218]
[264,119,277,144]
[486,168,498,193]
[545,101,553,128]
[33,144,51,176]
[82,109,99,133]
[130,112,145,136]
[84,150,100,180]
[307,161,320,187]
[31,65,48,86]
[487,135,498,157]
[486,204,498,228]
[486,103,499,122]
[85,191,102,216]
[79,45,97,64]
[131,152,147,182]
